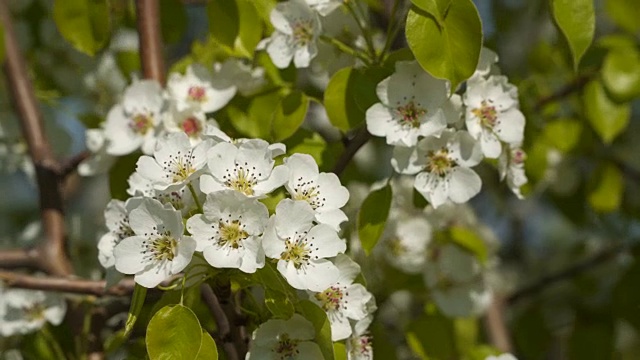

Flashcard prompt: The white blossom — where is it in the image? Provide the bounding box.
[114,198,196,288]
[260,0,321,69]
[166,64,236,113]
[486,354,518,360]
[163,105,214,145]
[499,145,528,199]
[202,126,287,158]
[392,129,483,208]
[0,287,66,336]
[262,199,345,291]
[104,80,165,155]
[346,315,374,360]
[283,153,349,230]
[310,254,373,340]
[247,314,323,360]
[127,172,203,216]
[366,61,449,147]
[186,190,269,273]
[464,75,525,158]
[381,215,432,274]
[306,0,343,16]
[136,132,211,191]
[78,129,116,176]
[424,244,492,317]
[472,47,499,79]
[200,140,288,197]
[216,59,267,97]
[97,197,143,268]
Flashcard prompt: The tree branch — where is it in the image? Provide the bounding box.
[483,295,513,353]
[0,248,39,268]
[201,284,239,360]
[332,128,372,176]
[0,0,72,277]
[136,0,166,85]
[534,73,593,112]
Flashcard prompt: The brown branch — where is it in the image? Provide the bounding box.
[60,150,91,179]
[483,295,513,353]
[201,284,239,360]
[136,0,166,85]
[533,73,593,112]
[0,0,72,277]
[0,248,38,268]
[0,271,181,297]
[507,245,625,304]
[332,128,372,176]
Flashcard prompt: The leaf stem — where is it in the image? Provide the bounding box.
[188,182,203,213]
[380,0,402,62]
[41,325,67,360]
[319,35,372,66]
[345,1,378,62]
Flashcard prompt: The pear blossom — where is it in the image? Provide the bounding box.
[186,190,269,273]
[203,126,287,158]
[200,140,288,197]
[464,75,525,158]
[392,129,483,208]
[78,129,116,176]
[486,354,518,360]
[166,64,236,113]
[97,197,143,268]
[260,0,321,69]
[306,0,343,16]
[246,314,323,360]
[283,153,349,230]
[309,254,374,340]
[424,244,492,317]
[104,80,165,155]
[0,288,66,336]
[499,145,528,199]
[217,59,267,97]
[472,47,499,79]
[114,198,196,288]
[127,172,203,216]
[262,199,345,291]
[366,61,449,147]
[381,215,432,274]
[346,316,374,360]
[135,132,211,191]
[162,105,213,145]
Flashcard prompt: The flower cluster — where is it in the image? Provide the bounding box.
[0,286,66,337]
[366,49,528,207]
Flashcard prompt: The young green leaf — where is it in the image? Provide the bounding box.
[605,0,640,34]
[357,183,392,255]
[207,0,240,49]
[124,284,147,338]
[601,47,640,102]
[195,332,219,360]
[52,0,110,56]
[297,300,335,360]
[583,80,630,144]
[405,0,482,91]
[551,0,595,70]
[588,164,624,213]
[271,90,309,142]
[146,304,203,360]
[449,227,488,264]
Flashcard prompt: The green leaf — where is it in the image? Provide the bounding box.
[551,0,595,70]
[449,226,488,264]
[588,164,624,213]
[297,300,335,360]
[207,0,239,49]
[605,0,640,34]
[410,0,445,24]
[333,342,347,360]
[109,153,140,200]
[52,0,111,56]
[235,0,263,56]
[271,90,309,142]
[195,332,218,360]
[115,50,141,81]
[264,288,295,319]
[542,118,583,152]
[602,47,640,102]
[406,307,456,359]
[146,305,203,360]
[124,285,147,338]
[357,184,392,255]
[160,0,187,44]
[324,66,390,132]
[405,0,482,90]
[583,80,630,144]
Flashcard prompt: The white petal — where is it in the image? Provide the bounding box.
[448,167,481,204]
[114,236,149,274]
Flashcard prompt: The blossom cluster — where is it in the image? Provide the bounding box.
[0,286,66,337]
[366,49,528,207]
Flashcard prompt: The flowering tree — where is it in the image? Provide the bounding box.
[1,0,638,359]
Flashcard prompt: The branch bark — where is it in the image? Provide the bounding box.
[332,128,372,176]
[201,284,239,360]
[0,0,72,277]
[483,295,513,353]
[136,0,166,85]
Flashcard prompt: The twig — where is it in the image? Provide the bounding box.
[0,0,72,277]
[483,295,513,353]
[135,0,166,85]
[201,284,239,360]
[0,271,181,297]
[507,245,625,304]
[0,248,38,268]
[332,128,372,176]
[60,150,91,179]
[533,73,593,112]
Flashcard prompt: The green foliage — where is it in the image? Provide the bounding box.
[542,118,583,153]
[146,305,203,360]
[324,66,390,132]
[405,0,482,90]
[358,183,392,255]
[160,0,187,44]
[296,300,335,360]
[551,0,595,70]
[124,285,147,338]
[588,164,624,212]
[207,0,263,57]
[583,79,630,144]
[605,0,640,34]
[568,311,614,360]
[271,90,309,142]
[601,46,640,102]
[195,332,219,360]
[406,306,456,359]
[52,0,111,56]
[448,226,488,264]
[109,153,140,200]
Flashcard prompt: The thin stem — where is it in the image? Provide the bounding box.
[319,35,372,66]
[201,284,239,360]
[345,1,377,62]
[188,182,203,213]
[380,0,402,62]
[332,127,372,176]
[41,325,67,360]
